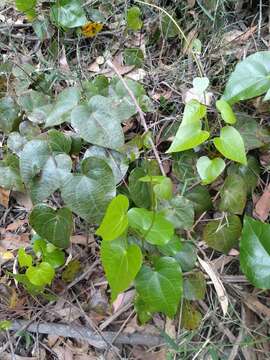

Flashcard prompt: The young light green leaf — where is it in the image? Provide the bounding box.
[16,0,37,19]
[126,6,143,31]
[18,248,32,268]
[96,195,129,241]
[213,126,247,165]
[50,0,87,28]
[240,216,270,289]
[167,101,209,153]
[128,208,174,246]
[203,215,242,254]
[61,157,116,224]
[216,99,236,124]
[26,262,55,286]
[30,204,72,248]
[33,239,65,269]
[101,237,142,301]
[219,174,247,215]
[196,156,225,185]
[223,51,270,104]
[135,257,183,318]
[139,175,173,201]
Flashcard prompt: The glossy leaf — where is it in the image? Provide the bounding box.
[30,204,72,248]
[219,174,247,215]
[223,51,270,104]
[216,99,236,124]
[128,208,174,246]
[101,237,142,300]
[96,195,129,241]
[128,168,152,209]
[61,157,116,224]
[18,248,32,268]
[203,215,242,254]
[135,257,183,318]
[196,156,225,185]
[183,272,206,300]
[240,216,270,289]
[213,126,247,165]
[126,6,143,31]
[50,0,87,28]
[26,262,55,287]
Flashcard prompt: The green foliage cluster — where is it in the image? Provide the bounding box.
[2,1,270,323]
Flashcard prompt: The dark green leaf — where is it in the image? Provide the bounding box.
[183,272,206,300]
[48,129,72,154]
[30,204,72,248]
[123,48,144,67]
[162,195,194,230]
[135,257,183,318]
[219,174,247,215]
[62,259,81,283]
[0,96,19,133]
[203,215,242,253]
[181,301,202,330]
[128,168,152,208]
[101,237,142,300]
[240,216,270,289]
[185,185,212,215]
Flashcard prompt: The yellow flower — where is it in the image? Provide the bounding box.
[81,22,103,38]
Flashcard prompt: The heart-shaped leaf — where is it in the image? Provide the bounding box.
[219,174,247,215]
[101,237,142,300]
[50,0,87,28]
[26,262,55,286]
[33,239,65,268]
[18,248,32,268]
[196,156,225,185]
[71,96,124,150]
[167,100,209,153]
[128,208,174,246]
[223,51,270,104]
[96,195,129,241]
[203,215,242,254]
[128,168,152,209]
[216,99,236,124]
[135,257,183,318]
[0,162,24,192]
[240,216,270,289]
[0,96,19,134]
[213,126,247,165]
[161,195,194,230]
[30,204,72,248]
[126,6,143,31]
[61,157,116,224]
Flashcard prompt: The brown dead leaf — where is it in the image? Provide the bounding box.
[59,45,71,73]
[12,191,33,211]
[132,348,167,360]
[71,234,94,246]
[187,0,196,8]
[0,232,29,250]
[183,29,197,55]
[253,184,270,221]
[112,289,135,313]
[103,53,135,77]
[1,354,38,360]
[75,355,98,360]
[53,346,73,360]
[0,187,10,208]
[6,219,27,232]
[124,315,159,335]
[244,294,270,319]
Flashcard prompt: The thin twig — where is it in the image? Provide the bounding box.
[10,320,164,350]
[107,59,166,176]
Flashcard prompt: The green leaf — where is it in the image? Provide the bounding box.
[223,51,270,104]
[26,262,55,287]
[32,18,52,41]
[135,257,183,318]
[18,90,51,121]
[128,208,174,246]
[84,146,128,184]
[234,113,270,151]
[219,174,247,214]
[196,156,225,185]
[0,162,24,192]
[263,87,270,101]
[183,272,206,300]
[96,195,129,241]
[185,185,212,215]
[50,0,87,28]
[62,259,81,283]
[213,126,247,165]
[18,248,32,268]
[71,96,124,150]
[227,156,260,194]
[126,6,143,31]
[172,151,199,185]
[44,87,80,127]
[240,216,270,289]
[161,13,179,38]
[101,237,142,300]
[19,120,41,139]
[48,129,72,154]
[181,301,202,330]
[33,239,65,269]
[139,175,173,201]
[83,75,109,98]
[124,48,144,67]
[216,99,236,124]
[167,100,209,153]
[0,96,19,133]
[16,0,37,19]
[162,195,194,230]
[203,215,242,254]
[159,238,197,272]
[0,320,11,331]
[61,157,116,224]
[7,131,26,156]
[30,204,72,248]
[128,168,152,208]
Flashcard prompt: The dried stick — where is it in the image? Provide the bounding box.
[107,60,166,176]
[10,320,164,350]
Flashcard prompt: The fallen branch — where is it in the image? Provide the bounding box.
[10,320,164,350]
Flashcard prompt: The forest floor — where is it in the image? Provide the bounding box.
[0,0,270,359]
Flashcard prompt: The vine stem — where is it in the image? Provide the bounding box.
[107,59,166,176]
[134,0,204,77]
